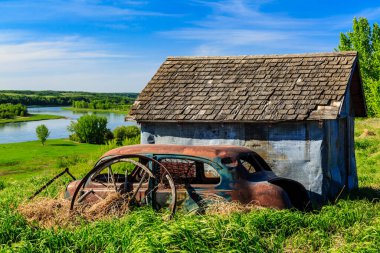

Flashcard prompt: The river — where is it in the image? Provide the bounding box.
[0,107,137,144]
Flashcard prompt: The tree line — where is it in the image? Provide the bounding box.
[0,103,28,119]
[338,17,380,117]
[0,90,138,107]
[71,100,132,111]
[0,94,72,106]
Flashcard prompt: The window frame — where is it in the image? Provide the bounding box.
[154,154,223,187]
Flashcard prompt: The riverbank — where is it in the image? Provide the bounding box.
[0,114,65,124]
[0,106,135,144]
[63,107,130,115]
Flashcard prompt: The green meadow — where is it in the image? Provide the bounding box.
[0,139,101,179]
[0,119,379,252]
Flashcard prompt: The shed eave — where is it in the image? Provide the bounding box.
[134,118,337,124]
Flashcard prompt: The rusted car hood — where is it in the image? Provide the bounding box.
[101,144,255,160]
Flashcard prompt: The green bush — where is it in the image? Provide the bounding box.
[104,129,114,143]
[113,126,140,145]
[68,133,80,142]
[67,115,110,144]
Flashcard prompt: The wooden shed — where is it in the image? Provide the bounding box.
[129,51,367,204]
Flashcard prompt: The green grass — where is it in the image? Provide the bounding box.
[0,114,65,124]
[354,118,380,188]
[63,107,130,115]
[0,119,379,252]
[0,139,101,179]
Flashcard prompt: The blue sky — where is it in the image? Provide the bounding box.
[0,0,380,92]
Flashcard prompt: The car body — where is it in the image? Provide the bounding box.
[65,144,310,213]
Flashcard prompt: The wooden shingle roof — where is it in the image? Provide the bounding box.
[130,51,366,122]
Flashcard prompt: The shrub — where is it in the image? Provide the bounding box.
[0,103,27,119]
[36,124,50,145]
[68,114,110,144]
[125,126,140,138]
[104,129,114,143]
[69,133,80,142]
[113,126,140,145]
[122,135,140,146]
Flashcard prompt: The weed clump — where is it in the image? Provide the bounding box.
[56,155,86,168]
[0,181,5,191]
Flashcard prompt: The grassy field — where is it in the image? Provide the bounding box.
[0,114,64,124]
[0,139,102,179]
[0,119,379,252]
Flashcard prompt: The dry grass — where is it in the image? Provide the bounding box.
[18,198,75,228]
[200,195,263,215]
[358,128,377,138]
[18,193,265,228]
[18,193,131,228]
[82,193,130,220]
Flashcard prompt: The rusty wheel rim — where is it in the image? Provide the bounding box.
[70,154,177,218]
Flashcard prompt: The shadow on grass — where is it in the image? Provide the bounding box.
[0,161,20,167]
[346,187,380,202]
[48,143,76,147]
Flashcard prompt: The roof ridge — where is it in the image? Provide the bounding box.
[166,51,357,60]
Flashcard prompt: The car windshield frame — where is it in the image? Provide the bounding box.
[221,152,272,173]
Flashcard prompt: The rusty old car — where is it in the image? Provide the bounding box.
[59,144,310,217]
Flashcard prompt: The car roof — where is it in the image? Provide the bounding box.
[102,144,255,160]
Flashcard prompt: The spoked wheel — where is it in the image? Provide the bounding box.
[69,154,177,218]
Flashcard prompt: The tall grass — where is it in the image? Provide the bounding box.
[0,120,379,252]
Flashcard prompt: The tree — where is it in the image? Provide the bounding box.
[36,124,50,145]
[113,126,140,145]
[68,114,109,144]
[337,17,380,116]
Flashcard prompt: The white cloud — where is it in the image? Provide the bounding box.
[0,0,171,23]
[0,34,131,68]
[0,32,157,92]
[193,44,224,55]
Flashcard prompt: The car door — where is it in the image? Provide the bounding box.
[154,155,225,212]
